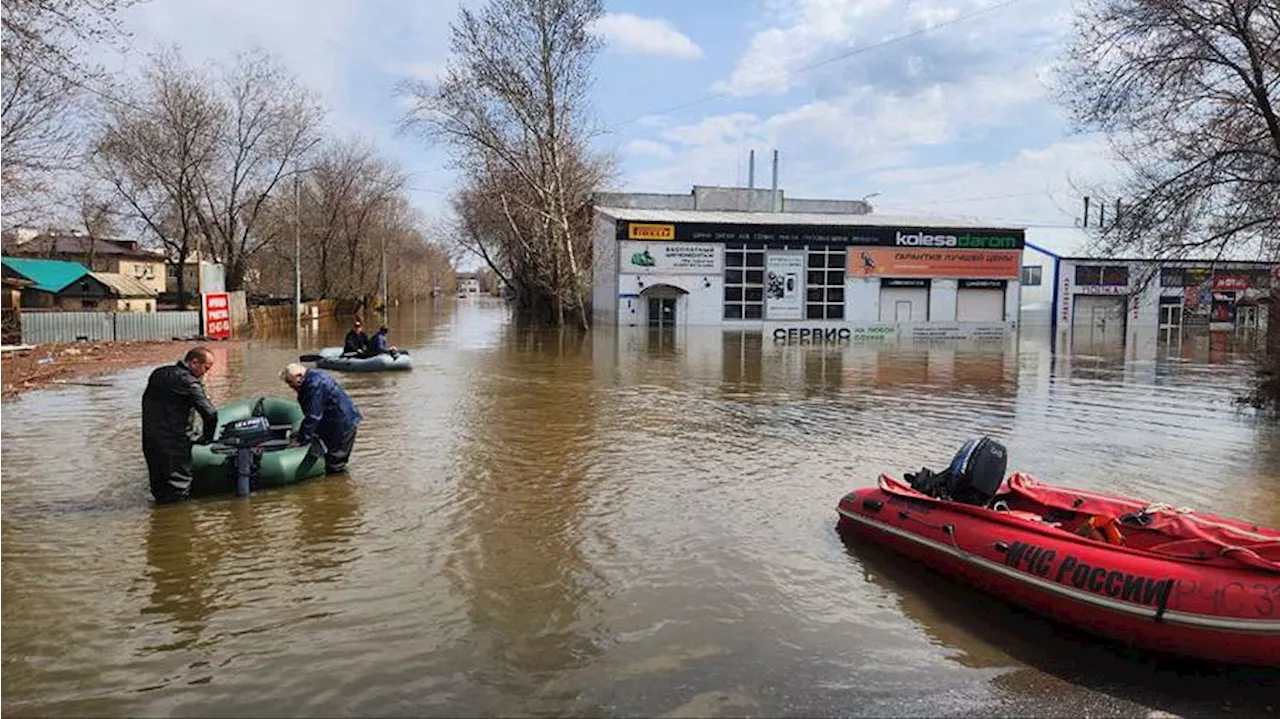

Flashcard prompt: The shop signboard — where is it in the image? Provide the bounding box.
[202,292,231,339]
[1211,274,1250,290]
[619,241,722,275]
[848,248,1020,279]
[764,251,804,320]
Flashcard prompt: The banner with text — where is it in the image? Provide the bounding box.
[765,251,805,320]
[620,241,723,275]
[848,249,1021,279]
[202,292,231,339]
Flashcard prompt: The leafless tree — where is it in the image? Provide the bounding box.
[1057,0,1280,404]
[193,48,325,292]
[1,0,138,78]
[400,0,613,328]
[93,49,221,307]
[0,0,140,226]
[1058,0,1280,261]
[2,41,78,222]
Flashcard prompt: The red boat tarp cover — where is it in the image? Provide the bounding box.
[878,473,1280,573]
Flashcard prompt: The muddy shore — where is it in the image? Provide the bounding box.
[1,340,243,400]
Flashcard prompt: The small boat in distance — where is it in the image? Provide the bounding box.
[836,437,1280,667]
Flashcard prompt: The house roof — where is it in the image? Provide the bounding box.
[91,272,159,297]
[1,257,91,293]
[595,207,1026,231]
[4,234,162,260]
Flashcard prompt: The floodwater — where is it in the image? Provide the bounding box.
[3,300,1278,718]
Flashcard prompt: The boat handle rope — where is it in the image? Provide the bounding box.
[899,509,1177,624]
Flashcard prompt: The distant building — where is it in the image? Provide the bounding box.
[592,184,1025,341]
[456,273,482,296]
[2,257,117,310]
[165,254,226,296]
[92,272,160,312]
[2,231,167,296]
[1022,243,1275,352]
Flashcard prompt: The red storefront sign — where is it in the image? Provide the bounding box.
[203,292,231,339]
[1211,274,1250,290]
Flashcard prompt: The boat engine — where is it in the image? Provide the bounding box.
[906,435,1008,507]
[208,416,290,497]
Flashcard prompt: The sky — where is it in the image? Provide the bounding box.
[95,0,1120,258]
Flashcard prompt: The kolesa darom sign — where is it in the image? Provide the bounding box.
[894,231,1019,250]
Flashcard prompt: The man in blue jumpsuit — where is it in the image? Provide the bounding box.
[280,363,363,474]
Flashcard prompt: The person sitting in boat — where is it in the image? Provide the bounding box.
[141,347,218,504]
[360,325,398,359]
[342,319,368,356]
[279,363,363,474]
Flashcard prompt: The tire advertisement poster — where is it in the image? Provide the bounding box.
[765,251,804,320]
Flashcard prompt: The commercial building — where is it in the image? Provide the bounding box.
[591,185,1026,342]
[1021,244,1275,351]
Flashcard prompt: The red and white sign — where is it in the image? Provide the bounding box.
[203,292,231,339]
[1211,274,1250,290]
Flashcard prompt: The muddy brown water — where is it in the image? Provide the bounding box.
[3,300,1278,717]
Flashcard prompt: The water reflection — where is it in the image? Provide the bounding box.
[840,537,1279,716]
[3,302,1278,718]
[440,326,607,712]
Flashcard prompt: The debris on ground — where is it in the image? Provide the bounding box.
[1,340,242,400]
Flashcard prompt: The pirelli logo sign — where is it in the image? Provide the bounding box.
[626,222,675,240]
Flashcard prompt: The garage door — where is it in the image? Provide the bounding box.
[956,288,1005,322]
[1072,294,1127,346]
[879,286,929,322]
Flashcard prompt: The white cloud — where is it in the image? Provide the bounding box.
[866,136,1121,228]
[623,139,674,159]
[589,13,703,60]
[714,0,1070,98]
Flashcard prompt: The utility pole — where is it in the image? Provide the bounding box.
[380,231,388,326]
[294,162,301,325]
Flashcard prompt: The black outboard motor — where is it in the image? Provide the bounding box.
[906,435,1008,507]
[209,416,289,497]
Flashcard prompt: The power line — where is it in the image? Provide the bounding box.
[607,0,1026,131]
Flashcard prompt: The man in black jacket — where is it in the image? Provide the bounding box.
[142,347,218,504]
[342,319,368,356]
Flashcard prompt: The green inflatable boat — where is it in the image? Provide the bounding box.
[189,396,327,497]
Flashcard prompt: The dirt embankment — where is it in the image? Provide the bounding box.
[1,341,241,399]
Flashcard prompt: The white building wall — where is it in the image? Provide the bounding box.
[845,276,880,323]
[929,279,958,322]
[615,272,724,327]
[591,214,619,325]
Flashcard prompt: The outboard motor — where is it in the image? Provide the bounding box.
[906,435,1009,507]
[208,416,289,497]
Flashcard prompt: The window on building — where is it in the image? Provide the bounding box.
[724,243,765,319]
[1160,267,1185,287]
[1074,264,1130,286]
[1020,265,1042,286]
[806,246,846,319]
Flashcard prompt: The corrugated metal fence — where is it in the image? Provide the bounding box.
[21,311,201,344]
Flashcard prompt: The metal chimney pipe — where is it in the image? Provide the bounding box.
[748,149,756,190]
[771,150,779,211]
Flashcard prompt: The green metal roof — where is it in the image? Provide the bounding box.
[1,257,92,293]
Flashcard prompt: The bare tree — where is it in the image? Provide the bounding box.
[1057,0,1280,405]
[0,0,139,226]
[0,44,80,226]
[193,48,325,292]
[400,0,613,328]
[1,0,138,77]
[1058,0,1280,260]
[93,49,221,307]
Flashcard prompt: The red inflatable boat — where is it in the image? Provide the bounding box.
[836,439,1280,667]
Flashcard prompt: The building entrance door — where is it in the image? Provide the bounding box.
[647,296,677,328]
